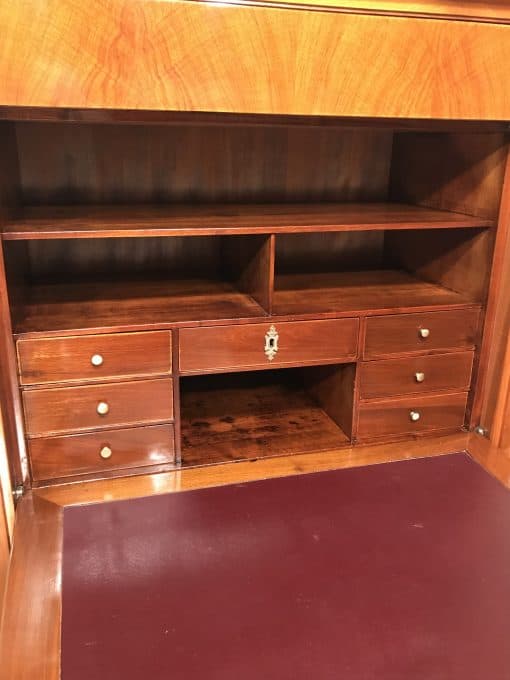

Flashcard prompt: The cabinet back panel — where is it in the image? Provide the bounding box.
[15,123,392,205]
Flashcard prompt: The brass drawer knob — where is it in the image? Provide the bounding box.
[96,401,109,416]
[415,372,425,383]
[91,354,104,367]
[419,328,430,339]
[410,410,421,422]
[100,446,112,460]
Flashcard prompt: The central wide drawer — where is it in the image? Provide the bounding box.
[23,378,174,437]
[357,392,468,439]
[17,331,172,385]
[179,318,359,374]
[29,424,176,481]
[364,308,480,359]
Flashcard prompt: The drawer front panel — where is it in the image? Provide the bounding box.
[29,424,176,481]
[357,392,468,440]
[23,378,173,437]
[359,352,474,399]
[364,309,480,359]
[18,331,172,385]
[180,319,358,374]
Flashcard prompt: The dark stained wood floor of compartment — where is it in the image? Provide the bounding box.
[62,454,510,680]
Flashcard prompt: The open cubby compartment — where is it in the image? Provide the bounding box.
[180,364,356,467]
[272,226,494,316]
[4,234,273,335]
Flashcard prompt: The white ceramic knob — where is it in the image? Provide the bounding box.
[91,354,104,367]
[419,328,430,339]
[410,410,421,422]
[96,401,109,416]
[100,446,112,459]
[415,372,425,383]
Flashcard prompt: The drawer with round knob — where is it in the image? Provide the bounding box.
[22,378,174,437]
[29,424,176,481]
[356,392,468,440]
[358,351,474,399]
[179,318,359,374]
[17,331,172,385]
[363,308,480,359]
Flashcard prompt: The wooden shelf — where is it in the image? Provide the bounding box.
[2,203,493,240]
[181,374,350,467]
[13,279,267,336]
[272,270,476,316]
[12,270,478,336]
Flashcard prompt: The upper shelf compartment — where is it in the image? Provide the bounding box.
[1,202,493,240]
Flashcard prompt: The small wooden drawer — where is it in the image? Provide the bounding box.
[29,424,176,481]
[357,392,468,440]
[180,318,358,374]
[364,308,480,359]
[23,378,173,437]
[358,352,474,399]
[17,331,172,385]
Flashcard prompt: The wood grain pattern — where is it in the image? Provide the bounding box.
[180,318,358,374]
[14,123,392,208]
[0,494,61,680]
[29,424,176,482]
[222,235,274,313]
[359,352,474,399]
[364,308,481,359]
[17,331,172,385]
[181,374,350,466]
[3,203,491,240]
[23,378,174,437]
[357,391,468,439]
[1,2,510,119]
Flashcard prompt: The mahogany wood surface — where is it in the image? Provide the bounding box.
[23,378,174,438]
[14,123,391,207]
[363,308,481,359]
[0,125,26,487]
[181,373,350,466]
[0,494,61,680]
[272,271,474,318]
[357,391,468,440]
[358,352,474,400]
[60,455,510,680]
[222,235,274,313]
[17,331,172,386]
[1,2,510,119]
[13,279,267,337]
[180,318,358,374]
[2,203,492,240]
[29,424,176,482]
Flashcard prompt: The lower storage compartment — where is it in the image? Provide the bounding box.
[180,365,355,466]
[29,424,176,481]
[357,392,468,440]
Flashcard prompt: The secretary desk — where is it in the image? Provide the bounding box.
[0,0,510,505]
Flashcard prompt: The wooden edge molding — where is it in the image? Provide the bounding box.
[34,432,468,507]
[196,0,510,25]
[0,494,62,680]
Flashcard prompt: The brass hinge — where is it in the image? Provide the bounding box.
[12,485,24,502]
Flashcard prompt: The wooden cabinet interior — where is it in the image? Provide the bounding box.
[0,115,508,486]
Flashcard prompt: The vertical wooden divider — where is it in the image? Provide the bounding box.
[222,234,274,314]
[172,329,182,466]
[0,123,27,490]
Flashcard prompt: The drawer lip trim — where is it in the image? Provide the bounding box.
[357,388,469,405]
[25,419,175,439]
[180,355,358,376]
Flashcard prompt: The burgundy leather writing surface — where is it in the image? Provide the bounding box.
[62,454,510,679]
